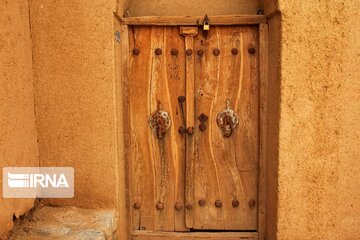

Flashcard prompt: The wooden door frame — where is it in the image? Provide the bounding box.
[116,15,269,240]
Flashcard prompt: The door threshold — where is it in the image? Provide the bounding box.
[132,230,258,239]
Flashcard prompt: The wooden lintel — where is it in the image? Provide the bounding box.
[119,15,267,26]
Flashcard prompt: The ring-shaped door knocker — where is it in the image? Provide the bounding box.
[216,99,239,137]
[149,101,171,139]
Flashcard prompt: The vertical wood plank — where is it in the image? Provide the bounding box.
[193,26,224,230]
[185,38,195,130]
[163,27,187,231]
[192,26,259,230]
[127,26,187,233]
[150,26,174,231]
[115,21,129,240]
[258,23,269,240]
[181,26,198,229]
[128,26,153,231]
[184,36,195,228]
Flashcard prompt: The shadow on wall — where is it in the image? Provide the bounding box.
[0,0,39,239]
[265,13,281,240]
[119,0,262,17]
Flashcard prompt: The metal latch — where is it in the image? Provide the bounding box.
[203,15,210,31]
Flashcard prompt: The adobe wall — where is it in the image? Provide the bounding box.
[123,0,260,16]
[2,0,357,239]
[0,0,39,239]
[271,0,360,239]
[29,0,119,209]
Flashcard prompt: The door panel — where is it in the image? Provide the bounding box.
[127,26,187,231]
[190,26,259,230]
[127,25,259,233]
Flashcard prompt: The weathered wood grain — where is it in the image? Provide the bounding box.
[164,27,188,231]
[131,231,258,240]
[126,25,262,234]
[180,27,198,229]
[258,23,269,240]
[116,21,130,240]
[191,26,259,230]
[127,26,186,231]
[119,15,267,26]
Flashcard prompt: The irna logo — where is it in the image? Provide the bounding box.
[3,167,74,198]
[7,173,69,188]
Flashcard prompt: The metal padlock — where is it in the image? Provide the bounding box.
[203,20,210,31]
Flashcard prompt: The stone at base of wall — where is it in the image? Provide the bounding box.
[8,206,117,240]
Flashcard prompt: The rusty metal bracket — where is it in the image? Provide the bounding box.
[216,99,239,137]
[149,101,171,139]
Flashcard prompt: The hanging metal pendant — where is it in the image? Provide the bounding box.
[216,99,239,137]
[149,101,171,139]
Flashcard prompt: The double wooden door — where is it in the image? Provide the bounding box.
[126,25,259,232]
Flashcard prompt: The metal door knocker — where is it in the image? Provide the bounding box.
[216,99,239,137]
[149,101,171,139]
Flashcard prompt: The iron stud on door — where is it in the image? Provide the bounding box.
[133,202,141,209]
[213,48,220,56]
[198,199,206,207]
[156,202,165,210]
[185,49,193,56]
[133,48,140,55]
[198,113,208,132]
[175,202,183,210]
[155,48,162,55]
[231,48,239,55]
[248,45,256,54]
[171,48,179,56]
[232,199,240,208]
[215,200,223,208]
[185,203,193,210]
[127,25,261,233]
[199,123,207,131]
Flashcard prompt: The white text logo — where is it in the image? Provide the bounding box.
[8,173,69,188]
[3,167,74,198]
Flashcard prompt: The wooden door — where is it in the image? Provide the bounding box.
[126,26,187,231]
[126,25,259,233]
[189,26,259,230]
